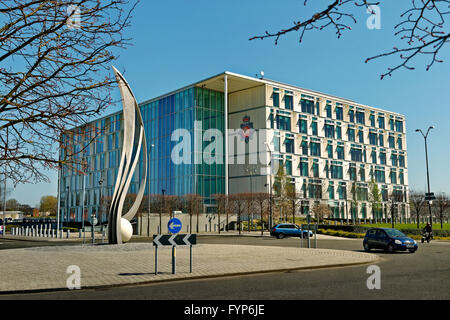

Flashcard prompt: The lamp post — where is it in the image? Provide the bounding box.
[245,165,257,232]
[160,189,165,234]
[264,142,273,230]
[65,186,69,231]
[147,144,155,237]
[415,126,434,230]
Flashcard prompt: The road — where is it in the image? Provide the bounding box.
[0,235,449,300]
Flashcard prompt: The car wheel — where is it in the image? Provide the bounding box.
[385,244,394,253]
[364,243,371,252]
[277,233,285,239]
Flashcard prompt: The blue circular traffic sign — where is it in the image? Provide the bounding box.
[168,218,182,234]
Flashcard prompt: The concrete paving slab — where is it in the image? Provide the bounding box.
[0,243,378,293]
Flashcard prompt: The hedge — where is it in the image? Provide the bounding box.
[316,224,450,237]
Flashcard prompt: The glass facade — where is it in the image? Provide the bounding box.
[60,86,225,222]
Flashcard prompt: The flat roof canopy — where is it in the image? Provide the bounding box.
[195,72,264,94]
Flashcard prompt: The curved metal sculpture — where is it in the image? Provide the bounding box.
[108,66,147,244]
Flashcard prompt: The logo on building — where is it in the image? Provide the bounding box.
[240,115,254,143]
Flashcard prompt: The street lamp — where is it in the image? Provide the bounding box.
[415,126,434,230]
[65,186,69,230]
[245,164,257,232]
[160,189,166,234]
[148,144,155,237]
[264,142,273,229]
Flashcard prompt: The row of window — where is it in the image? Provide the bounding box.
[271,115,404,150]
[272,88,404,133]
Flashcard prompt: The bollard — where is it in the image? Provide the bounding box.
[205,224,208,232]
[66,230,70,239]
[79,230,82,238]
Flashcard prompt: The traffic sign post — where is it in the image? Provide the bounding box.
[152,234,197,275]
[301,224,318,248]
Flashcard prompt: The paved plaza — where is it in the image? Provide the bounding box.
[0,242,378,293]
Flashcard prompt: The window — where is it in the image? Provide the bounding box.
[369,132,377,146]
[358,130,364,143]
[347,128,355,142]
[389,119,394,131]
[326,105,332,118]
[378,134,384,147]
[336,146,344,160]
[349,110,354,123]
[338,184,346,200]
[285,160,292,175]
[312,163,319,178]
[285,138,294,154]
[378,116,385,129]
[360,166,366,181]
[375,168,385,183]
[273,135,280,152]
[308,181,322,199]
[391,154,398,166]
[370,115,375,127]
[349,166,357,181]
[327,144,333,158]
[399,155,405,167]
[310,142,321,156]
[284,91,293,110]
[301,141,308,155]
[336,126,342,139]
[397,137,403,150]
[329,184,335,199]
[273,90,279,107]
[331,163,343,179]
[299,119,308,134]
[390,169,397,184]
[356,111,365,125]
[301,99,315,114]
[324,124,335,138]
[379,152,386,165]
[300,160,308,176]
[388,136,395,148]
[399,171,404,185]
[351,148,363,162]
[395,120,403,132]
[311,121,318,136]
[276,115,291,131]
[336,106,343,120]
[371,151,377,164]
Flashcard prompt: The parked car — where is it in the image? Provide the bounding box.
[363,228,418,253]
[271,223,314,239]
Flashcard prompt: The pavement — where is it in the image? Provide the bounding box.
[0,239,379,294]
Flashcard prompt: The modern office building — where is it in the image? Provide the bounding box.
[58,71,409,224]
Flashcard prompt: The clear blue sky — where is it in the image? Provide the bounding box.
[10,0,450,206]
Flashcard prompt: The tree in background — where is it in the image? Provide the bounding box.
[273,164,294,223]
[5,198,19,211]
[212,193,228,233]
[39,195,57,216]
[229,193,248,235]
[311,203,332,225]
[0,0,138,184]
[183,194,203,233]
[433,193,450,229]
[369,179,382,221]
[250,1,450,79]
[252,192,270,234]
[409,190,426,228]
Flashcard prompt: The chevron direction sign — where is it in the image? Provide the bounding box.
[153,234,197,246]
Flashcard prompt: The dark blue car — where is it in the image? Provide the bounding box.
[270,223,314,239]
[363,228,418,253]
